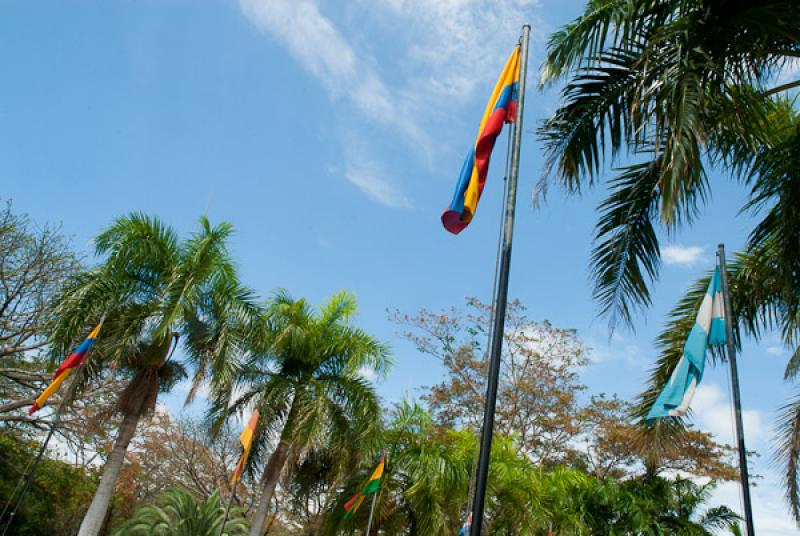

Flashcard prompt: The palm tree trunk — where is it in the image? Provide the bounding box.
[249,396,300,536]
[248,437,292,536]
[77,412,141,536]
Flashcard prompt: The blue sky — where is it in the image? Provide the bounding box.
[2,0,798,533]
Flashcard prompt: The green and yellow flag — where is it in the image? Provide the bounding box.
[344,453,385,519]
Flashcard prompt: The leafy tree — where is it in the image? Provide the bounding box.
[540,0,800,517]
[47,213,263,536]
[121,411,259,514]
[392,298,588,465]
[0,432,96,536]
[538,0,800,329]
[113,488,248,536]
[0,199,79,362]
[393,298,737,479]
[320,401,739,535]
[212,290,391,536]
[0,199,84,428]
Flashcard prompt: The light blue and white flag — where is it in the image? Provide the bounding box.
[458,514,472,536]
[646,268,727,422]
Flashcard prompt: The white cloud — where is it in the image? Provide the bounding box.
[239,0,426,146]
[662,244,706,266]
[691,383,766,448]
[767,346,785,356]
[708,472,800,535]
[344,158,412,209]
[585,332,647,368]
[371,0,542,100]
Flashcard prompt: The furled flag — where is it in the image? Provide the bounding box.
[458,514,472,536]
[29,322,103,415]
[344,453,385,520]
[230,409,260,485]
[646,268,726,422]
[442,46,521,234]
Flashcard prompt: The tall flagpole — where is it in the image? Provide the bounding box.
[469,24,530,536]
[717,244,755,536]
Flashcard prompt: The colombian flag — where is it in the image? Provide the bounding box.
[231,409,260,485]
[344,453,385,519]
[29,322,103,415]
[442,47,521,234]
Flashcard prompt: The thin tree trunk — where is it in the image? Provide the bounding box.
[249,397,299,536]
[77,412,141,536]
[248,438,292,536]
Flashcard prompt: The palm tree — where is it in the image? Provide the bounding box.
[48,213,262,536]
[538,0,800,328]
[211,290,391,536]
[540,0,800,518]
[114,488,248,535]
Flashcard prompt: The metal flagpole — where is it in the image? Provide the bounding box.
[1,359,88,536]
[717,244,756,536]
[469,24,530,536]
[218,478,240,536]
[364,488,379,536]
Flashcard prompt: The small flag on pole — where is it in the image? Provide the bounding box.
[442,47,521,234]
[29,322,103,415]
[646,268,726,422]
[458,514,472,536]
[230,409,259,485]
[344,453,385,520]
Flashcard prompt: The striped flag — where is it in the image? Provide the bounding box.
[458,514,472,536]
[344,453,385,520]
[29,322,103,415]
[646,268,726,422]
[230,409,259,485]
[442,46,521,234]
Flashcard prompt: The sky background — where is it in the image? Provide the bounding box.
[2,0,798,533]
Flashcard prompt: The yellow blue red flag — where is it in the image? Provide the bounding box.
[29,322,102,415]
[442,47,521,234]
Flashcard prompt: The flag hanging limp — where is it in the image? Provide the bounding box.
[458,514,473,536]
[344,453,385,520]
[29,322,103,415]
[231,409,260,485]
[442,47,521,234]
[646,268,726,422]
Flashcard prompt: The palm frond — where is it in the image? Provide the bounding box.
[775,392,800,522]
[590,157,662,329]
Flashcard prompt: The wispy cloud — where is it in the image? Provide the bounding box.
[585,332,647,368]
[662,244,706,267]
[371,0,543,100]
[239,0,426,145]
[691,383,766,446]
[344,157,413,209]
[767,345,785,356]
[238,0,545,208]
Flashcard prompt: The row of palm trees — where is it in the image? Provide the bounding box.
[46,213,389,536]
[113,401,740,535]
[539,0,800,517]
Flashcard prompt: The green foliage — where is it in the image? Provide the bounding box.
[539,0,800,328]
[319,402,739,535]
[49,212,264,416]
[113,488,248,535]
[0,433,96,536]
